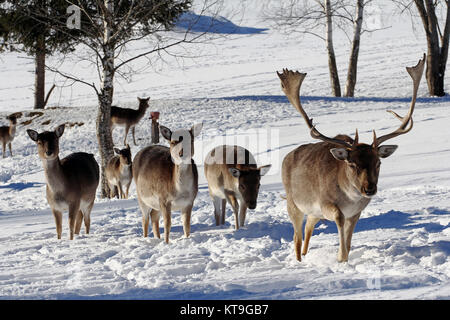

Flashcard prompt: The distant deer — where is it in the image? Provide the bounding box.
[111,97,150,146]
[106,144,132,199]
[133,123,202,243]
[0,115,17,158]
[278,54,425,262]
[27,124,100,240]
[204,145,271,229]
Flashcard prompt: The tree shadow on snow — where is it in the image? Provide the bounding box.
[216,94,450,105]
[176,12,268,34]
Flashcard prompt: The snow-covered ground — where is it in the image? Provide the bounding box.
[0,0,449,299]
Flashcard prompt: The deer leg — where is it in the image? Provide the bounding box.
[302,215,320,256]
[123,125,130,146]
[118,181,124,199]
[125,182,131,199]
[322,203,347,262]
[287,198,304,262]
[212,196,222,226]
[160,201,172,244]
[225,193,239,230]
[82,201,94,235]
[74,210,83,235]
[239,202,247,228]
[52,209,63,240]
[150,209,160,239]
[8,143,12,157]
[221,199,226,225]
[68,203,80,240]
[2,142,5,158]
[344,212,361,255]
[137,197,150,237]
[181,205,193,238]
[132,126,137,145]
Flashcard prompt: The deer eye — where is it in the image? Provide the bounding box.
[239,184,246,190]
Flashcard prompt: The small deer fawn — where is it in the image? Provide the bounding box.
[204,145,271,229]
[0,115,17,158]
[133,123,202,243]
[106,144,132,199]
[27,124,100,240]
[111,97,150,145]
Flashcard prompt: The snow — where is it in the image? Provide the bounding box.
[0,0,449,299]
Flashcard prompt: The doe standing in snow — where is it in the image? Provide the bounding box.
[204,145,271,229]
[0,114,17,158]
[105,144,132,199]
[110,97,150,146]
[27,124,99,240]
[278,54,425,262]
[133,123,202,243]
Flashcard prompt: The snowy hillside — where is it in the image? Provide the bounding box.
[0,0,449,299]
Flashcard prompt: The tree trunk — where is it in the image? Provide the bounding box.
[415,0,448,96]
[34,36,46,109]
[325,0,341,97]
[344,0,364,97]
[97,0,116,198]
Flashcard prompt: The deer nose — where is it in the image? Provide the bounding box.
[364,184,377,196]
[248,201,257,210]
[46,151,53,156]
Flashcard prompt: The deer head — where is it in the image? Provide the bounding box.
[160,123,203,165]
[114,144,132,166]
[277,54,425,198]
[27,124,65,161]
[229,165,271,209]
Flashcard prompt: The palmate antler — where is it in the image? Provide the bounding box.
[276,68,357,149]
[277,53,426,148]
[373,53,426,147]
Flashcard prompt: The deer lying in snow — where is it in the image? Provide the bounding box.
[27,124,100,240]
[111,97,150,145]
[278,54,425,262]
[204,145,271,229]
[133,123,202,243]
[106,144,132,199]
[0,115,17,158]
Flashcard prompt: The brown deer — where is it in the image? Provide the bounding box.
[133,123,202,243]
[105,144,132,199]
[278,54,425,262]
[0,115,17,158]
[111,97,150,146]
[27,124,100,240]
[204,145,271,229]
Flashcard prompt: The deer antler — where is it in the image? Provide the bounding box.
[277,68,357,149]
[373,53,426,147]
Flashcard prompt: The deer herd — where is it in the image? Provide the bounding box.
[1,54,425,263]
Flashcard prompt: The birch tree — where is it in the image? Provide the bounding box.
[22,0,222,197]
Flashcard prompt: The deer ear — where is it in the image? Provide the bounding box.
[55,124,65,138]
[258,164,271,176]
[160,126,172,141]
[27,129,38,142]
[229,167,241,178]
[191,123,203,138]
[378,145,398,158]
[330,148,349,161]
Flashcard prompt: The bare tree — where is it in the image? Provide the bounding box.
[263,0,378,97]
[395,0,449,96]
[23,0,224,197]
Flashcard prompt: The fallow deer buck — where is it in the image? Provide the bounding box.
[111,97,150,146]
[204,145,271,229]
[105,144,132,199]
[0,115,17,158]
[27,124,100,240]
[278,54,425,262]
[133,123,202,243]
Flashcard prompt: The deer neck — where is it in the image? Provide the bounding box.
[173,162,194,189]
[42,157,67,193]
[339,165,364,201]
[9,123,16,137]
